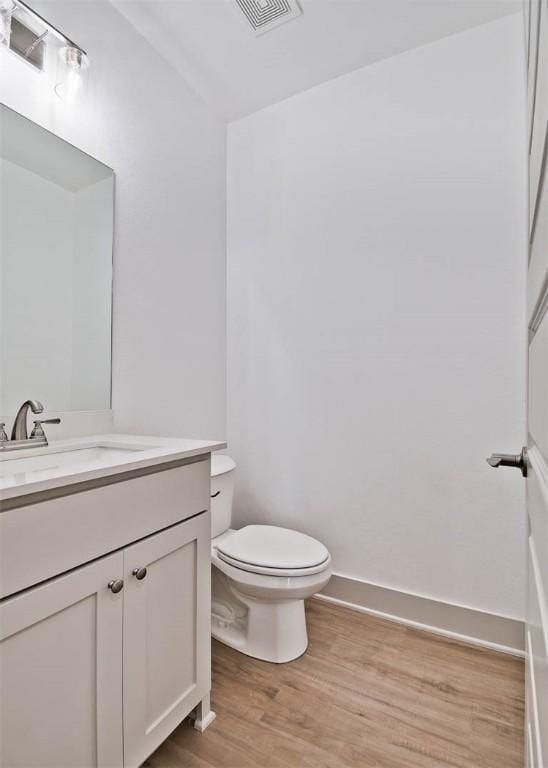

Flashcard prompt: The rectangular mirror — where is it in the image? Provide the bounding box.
[0,104,114,421]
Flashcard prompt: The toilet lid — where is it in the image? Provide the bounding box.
[215,525,329,571]
[211,454,236,477]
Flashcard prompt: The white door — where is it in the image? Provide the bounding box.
[0,552,124,768]
[122,513,211,768]
[525,0,548,764]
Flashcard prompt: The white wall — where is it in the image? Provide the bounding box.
[227,15,528,619]
[0,0,226,439]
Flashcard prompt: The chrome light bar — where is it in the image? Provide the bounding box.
[13,0,87,56]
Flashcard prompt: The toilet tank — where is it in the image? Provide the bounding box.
[210,454,236,538]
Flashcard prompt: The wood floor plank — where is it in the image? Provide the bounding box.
[145,598,524,768]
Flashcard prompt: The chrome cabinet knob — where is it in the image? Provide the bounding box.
[132,567,147,581]
[108,579,124,594]
[486,446,528,477]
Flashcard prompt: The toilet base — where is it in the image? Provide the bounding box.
[212,570,309,663]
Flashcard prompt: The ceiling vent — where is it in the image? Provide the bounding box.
[234,0,302,36]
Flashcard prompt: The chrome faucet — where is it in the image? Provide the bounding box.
[0,400,61,451]
[11,399,44,440]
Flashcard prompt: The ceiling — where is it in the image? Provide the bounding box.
[112,0,521,122]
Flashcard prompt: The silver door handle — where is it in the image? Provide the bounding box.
[486,447,528,477]
[132,567,147,580]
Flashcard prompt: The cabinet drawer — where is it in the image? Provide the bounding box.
[0,457,210,598]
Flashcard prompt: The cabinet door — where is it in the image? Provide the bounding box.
[122,513,211,768]
[0,552,124,768]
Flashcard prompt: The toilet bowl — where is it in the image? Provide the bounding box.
[210,455,332,663]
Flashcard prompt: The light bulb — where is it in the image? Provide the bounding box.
[55,67,81,103]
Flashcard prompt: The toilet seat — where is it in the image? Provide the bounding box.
[216,550,331,577]
[215,525,330,577]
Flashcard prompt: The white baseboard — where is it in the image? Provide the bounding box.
[318,574,525,657]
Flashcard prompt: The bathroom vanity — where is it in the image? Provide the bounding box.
[0,435,224,768]
[0,103,224,767]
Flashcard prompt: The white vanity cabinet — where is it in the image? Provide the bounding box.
[123,513,211,768]
[0,450,216,768]
[0,551,125,768]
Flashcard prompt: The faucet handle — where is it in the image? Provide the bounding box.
[30,418,61,439]
[0,423,8,442]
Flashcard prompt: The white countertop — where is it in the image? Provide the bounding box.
[0,434,226,503]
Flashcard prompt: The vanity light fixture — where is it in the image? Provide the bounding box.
[1,0,89,99]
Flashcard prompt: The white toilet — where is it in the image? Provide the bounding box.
[210,455,332,663]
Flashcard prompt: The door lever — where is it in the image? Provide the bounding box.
[486,446,528,477]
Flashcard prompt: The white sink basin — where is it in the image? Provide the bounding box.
[0,433,226,502]
[0,445,146,480]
